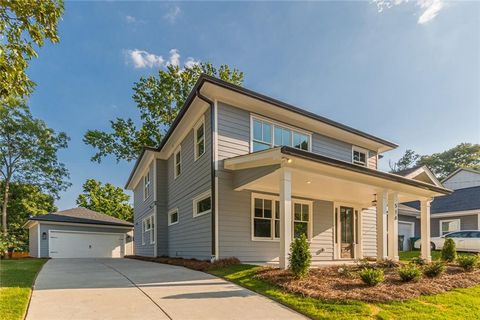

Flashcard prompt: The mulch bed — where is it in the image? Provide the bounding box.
[127,255,240,272]
[256,263,480,303]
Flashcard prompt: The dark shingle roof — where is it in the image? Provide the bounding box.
[403,185,480,214]
[29,207,133,227]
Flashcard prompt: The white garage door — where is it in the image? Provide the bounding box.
[398,222,415,251]
[49,231,124,258]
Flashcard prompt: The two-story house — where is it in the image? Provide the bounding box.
[125,75,450,268]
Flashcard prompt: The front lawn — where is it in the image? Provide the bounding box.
[399,250,474,261]
[0,258,48,320]
[209,264,480,320]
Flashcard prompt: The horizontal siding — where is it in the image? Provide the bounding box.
[311,200,334,261]
[312,133,352,162]
[156,159,168,256]
[431,214,479,237]
[133,161,155,257]
[368,151,377,169]
[443,170,480,190]
[362,207,377,258]
[29,226,38,257]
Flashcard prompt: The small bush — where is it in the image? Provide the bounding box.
[423,261,446,278]
[378,258,399,269]
[441,238,457,262]
[288,234,311,278]
[337,264,354,278]
[457,255,479,272]
[356,258,374,269]
[359,268,384,286]
[398,264,422,282]
[411,256,427,266]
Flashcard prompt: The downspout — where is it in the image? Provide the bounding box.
[196,89,217,261]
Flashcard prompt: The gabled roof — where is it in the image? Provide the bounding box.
[442,168,480,183]
[26,207,133,228]
[403,185,480,214]
[394,165,443,188]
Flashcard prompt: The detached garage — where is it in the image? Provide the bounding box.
[24,207,134,258]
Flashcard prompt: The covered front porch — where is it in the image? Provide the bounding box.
[224,146,451,269]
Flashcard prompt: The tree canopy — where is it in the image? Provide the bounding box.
[0,0,64,99]
[76,179,133,222]
[84,63,244,163]
[0,98,70,235]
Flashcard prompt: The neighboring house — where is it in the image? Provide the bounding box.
[399,167,480,242]
[125,74,450,268]
[24,207,134,258]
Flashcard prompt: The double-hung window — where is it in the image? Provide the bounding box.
[253,197,274,238]
[143,172,151,200]
[194,118,205,160]
[251,116,310,152]
[440,219,460,236]
[141,219,146,245]
[193,191,212,217]
[293,203,310,238]
[352,146,368,167]
[174,146,181,179]
[149,216,155,244]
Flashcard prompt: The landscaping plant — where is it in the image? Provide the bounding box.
[441,238,457,262]
[359,268,384,286]
[457,255,479,272]
[411,256,427,266]
[423,261,446,278]
[288,233,311,278]
[378,258,399,269]
[398,264,422,282]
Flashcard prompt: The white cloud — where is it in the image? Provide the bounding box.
[125,15,137,23]
[184,57,200,68]
[372,0,445,24]
[167,49,180,67]
[164,5,181,23]
[125,49,164,69]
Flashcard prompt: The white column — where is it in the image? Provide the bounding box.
[279,168,292,270]
[376,191,388,260]
[421,199,432,262]
[388,193,399,261]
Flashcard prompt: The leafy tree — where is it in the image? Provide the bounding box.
[76,179,133,222]
[84,63,244,162]
[389,149,420,172]
[0,98,70,236]
[0,0,64,99]
[288,234,311,278]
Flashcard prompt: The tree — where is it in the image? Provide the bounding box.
[84,63,244,162]
[389,149,420,172]
[0,97,70,236]
[0,0,64,99]
[76,179,133,222]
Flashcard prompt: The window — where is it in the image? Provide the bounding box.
[168,208,179,226]
[251,116,311,152]
[193,191,211,217]
[150,216,155,244]
[253,198,273,238]
[441,219,461,236]
[141,219,146,245]
[293,203,310,238]
[174,147,181,179]
[143,171,151,200]
[352,146,367,167]
[194,118,205,160]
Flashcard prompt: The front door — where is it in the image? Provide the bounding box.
[340,206,355,259]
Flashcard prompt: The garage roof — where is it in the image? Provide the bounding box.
[27,207,133,228]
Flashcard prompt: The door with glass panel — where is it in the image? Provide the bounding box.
[340,206,355,259]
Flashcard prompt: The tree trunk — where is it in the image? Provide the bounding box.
[1,179,9,236]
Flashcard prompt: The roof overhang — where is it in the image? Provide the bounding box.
[224,147,451,205]
[442,168,480,183]
[23,219,133,229]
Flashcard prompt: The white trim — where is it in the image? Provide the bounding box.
[26,220,132,230]
[143,171,151,201]
[333,202,362,260]
[250,114,312,153]
[150,214,155,245]
[439,218,461,236]
[442,168,480,183]
[415,210,480,219]
[174,145,182,179]
[141,219,146,245]
[37,223,41,258]
[478,213,480,230]
[352,145,369,168]
[398,221,415,251]
[213,100,219,260]
[153,159,157,256]
[168,208,179,226]
[194,115,206,161]
[193,190,212,218]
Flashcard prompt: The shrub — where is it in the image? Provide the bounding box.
[359,268,384,286]
[411,257,427,266]
[356,258,374,269]
[398,264,422,282]
[337,264,354,278]
[441,238,457,262]
[457,255,479,272]
[423,261,446,278]
[288,233,311,278]
[378,258,399,269]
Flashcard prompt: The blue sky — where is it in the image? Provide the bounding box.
[27,1,479,210]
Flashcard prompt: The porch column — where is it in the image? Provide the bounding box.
[420,199,432,262]
[376,191,388,260]
[279,168,292,270]
[387,193,399,261]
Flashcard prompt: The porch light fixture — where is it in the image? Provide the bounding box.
[42,232,47,240]
[281,157,292,164]
[306,181,311,184]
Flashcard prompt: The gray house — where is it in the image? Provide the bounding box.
[125,75,450,268]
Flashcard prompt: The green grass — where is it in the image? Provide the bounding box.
[209,264,480,320]
[0,258,47,320]
[399,250,474,262]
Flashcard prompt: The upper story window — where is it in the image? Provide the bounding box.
[193,191,212,218]
[251,116,311,152]
[174,146,181,179]
[168,208,179,226]
[352,146,368,167]
[143,171,151,200]
[194,118,205,161]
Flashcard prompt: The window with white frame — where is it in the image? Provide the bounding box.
[293,202,310,238]
[150,215,155,244]
[168,208,179,226]
[194,118,205,160]
[440,219,460,236]
[143,171,151,200]
[193,191,211,217]
[141,219,146,245]
[352,146,368,167]
[174,147,181,179]
[252,116,310,152]
[253,197,274,238]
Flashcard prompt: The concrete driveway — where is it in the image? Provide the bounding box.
[27,258,306,320]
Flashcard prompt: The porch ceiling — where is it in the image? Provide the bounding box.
[225,147,451,205]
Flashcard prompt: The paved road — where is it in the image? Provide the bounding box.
[27,258,306,320]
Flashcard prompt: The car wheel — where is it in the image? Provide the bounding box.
[430,242,436,251]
